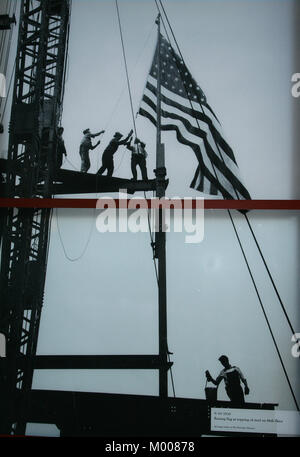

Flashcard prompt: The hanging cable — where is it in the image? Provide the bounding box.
[104,20,156,135]
[227,209,299,411]
[158,0,297,339]
[243,213,296,337]
[64,155,79,171]
[167,344,176,397]
[115,0,138,140]
[115,3,176,394]
[105,22,156,174]
[155,0,296,335]
[54,1,97,263]
[115,0,159,284]
[55,207,95,262]
[155,0,295,336]
[154,0,298,405]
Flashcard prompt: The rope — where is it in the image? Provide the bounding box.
[244,213,296,337]
[154,0,298,406]
[55,2,97,263]
[167,344,176,397]
[56,157,97,263]
[156,1,296,342]
[157,0,297,341]
[227,209,299,411]
[115,2,174,393]
[64,155,79,171]
[104,20,156,135]
[115,0,138,140]
[55,207,95,262]
[115,0,159,283]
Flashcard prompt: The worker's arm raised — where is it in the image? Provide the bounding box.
[118,129,133,145]
[90,140,101,150]
[91,130,105,138]
[126,138,134,152]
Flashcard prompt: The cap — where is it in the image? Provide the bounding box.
[218,355,229,363]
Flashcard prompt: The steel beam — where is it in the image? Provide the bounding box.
[32,355,173,370]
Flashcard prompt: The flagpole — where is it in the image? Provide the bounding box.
[156,15,162,163]
[155,14,168,398]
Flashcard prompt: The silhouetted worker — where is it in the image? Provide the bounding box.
[80,128,105,173]
[206,355,249,405]
[56,127,67,170]
[97,130,133,177]
[0,123,3,134]
[126,137,148,181]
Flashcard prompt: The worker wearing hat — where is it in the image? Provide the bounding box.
[55,127,67,170]
[126,137,148,181]
[205,355,249,405]
[79,128,105,173]
[97,129,133,177]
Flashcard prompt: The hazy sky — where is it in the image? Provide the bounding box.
[1,0,299,198]
[0,0,299,437]
[33,209,300,436]
[58,0,299,199]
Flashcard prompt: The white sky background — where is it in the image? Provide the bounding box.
[0,0,299,437]
[1,0,299,198]
[57,0,299,199]
[34,209,300,405]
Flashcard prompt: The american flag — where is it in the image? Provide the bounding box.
[138,34,251,200]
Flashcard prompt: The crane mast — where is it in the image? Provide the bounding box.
[0,0,70,434]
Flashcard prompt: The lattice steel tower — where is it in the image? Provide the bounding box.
[0,0,71,434]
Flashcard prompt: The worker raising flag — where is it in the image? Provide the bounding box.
[138,34,251,200]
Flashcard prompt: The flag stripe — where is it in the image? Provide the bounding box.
[138,34,250,200]
[143,106,246,198]
[141,94,250,199]
[146,80,237,164]
[139,107,235,199]
[141,97,239,196]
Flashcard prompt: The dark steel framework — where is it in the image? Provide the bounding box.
[0,0,172,436]
[0,0,70,434]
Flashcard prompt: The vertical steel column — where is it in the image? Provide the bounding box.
[155,15,168,398]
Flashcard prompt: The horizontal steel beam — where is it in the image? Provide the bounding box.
[32,355,173,370]
[0,160,158,195]
[52,170,157,195]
